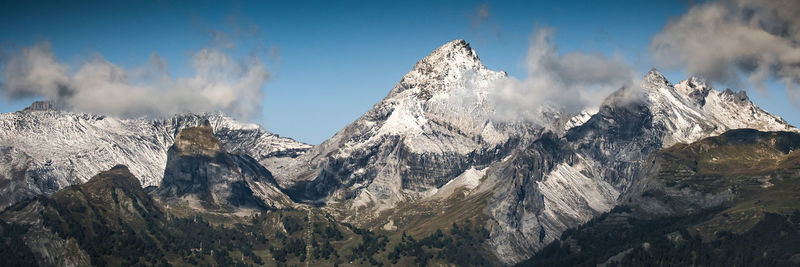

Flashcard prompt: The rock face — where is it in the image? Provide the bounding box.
[0,106,310,210]
[155,121,292,210]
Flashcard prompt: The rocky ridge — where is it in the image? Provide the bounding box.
[0,107,309,210]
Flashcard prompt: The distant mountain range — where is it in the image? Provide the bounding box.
[1,40,799,266]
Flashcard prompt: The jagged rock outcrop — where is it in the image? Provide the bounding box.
[155,121,292,210]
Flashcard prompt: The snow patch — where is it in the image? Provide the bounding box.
[428,167,487,200]
[382,219,398,231]
[377,98,427,137]
[565,107,599,130]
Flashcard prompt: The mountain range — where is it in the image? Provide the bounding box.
[1,39,799,266]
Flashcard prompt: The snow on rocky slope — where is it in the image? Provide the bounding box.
[0,104,309,210]
[641,70,795,147]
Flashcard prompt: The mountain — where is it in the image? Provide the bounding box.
[0,104,310,210]
[275,39,532,214]
[155,121,293,211]
[487,68,797,263]
[258,39,796,264]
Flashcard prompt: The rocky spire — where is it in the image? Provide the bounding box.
[642,68,670,87]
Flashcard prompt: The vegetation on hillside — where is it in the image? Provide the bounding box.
[520,208,800,266]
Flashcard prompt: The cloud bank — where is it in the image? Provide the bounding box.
[487,28,640,124]
[0,42,269,119]
[651,0,800,104]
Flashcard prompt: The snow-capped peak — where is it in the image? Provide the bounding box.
[635,69,797,147]
[23,100,60,112]
[419,39,482,68]
[391,39,491,98]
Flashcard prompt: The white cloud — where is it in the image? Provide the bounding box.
[0,43,269,119]
[651,0,800,105]
[1,42,71,101]
[487,28,640,124]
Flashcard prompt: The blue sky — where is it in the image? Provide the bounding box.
[1,0,798,144]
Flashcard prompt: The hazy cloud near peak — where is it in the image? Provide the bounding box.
[466,3,502,41]
[651,0,800,105]
[0,42,270,119]
[487,28,640,124]
[468,4,491,29]
[1,42,71,100]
